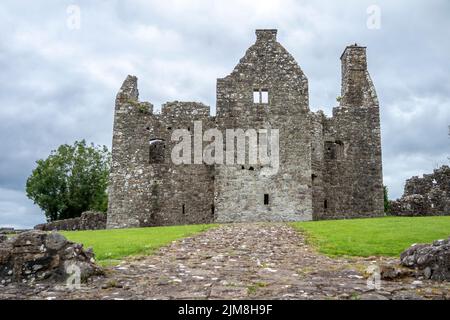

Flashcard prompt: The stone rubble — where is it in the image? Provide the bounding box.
[400,237,450,281]
[390,165,450,216]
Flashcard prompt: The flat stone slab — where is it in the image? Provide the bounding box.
[0,223,448,300]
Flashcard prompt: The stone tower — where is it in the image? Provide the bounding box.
[310,44,384,219]
[106,30,384,228]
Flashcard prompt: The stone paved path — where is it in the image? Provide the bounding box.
[0,223,449,299]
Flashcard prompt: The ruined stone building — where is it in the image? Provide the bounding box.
[390,165,450,216]
[107,29,384,228]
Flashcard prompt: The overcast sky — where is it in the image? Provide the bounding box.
[0,0,449,228]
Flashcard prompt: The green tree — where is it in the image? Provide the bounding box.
[383,185,390,213]
[26,140,110,222]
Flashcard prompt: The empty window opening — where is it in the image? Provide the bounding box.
[335,140,344,159]
[167,126,172,130]
[253,90,260,103]
[253,89,269,104]
[312,174,317,182]
[261,90,269,103]
[182,204,185,215]
[324,200,328,209]
[241,165,245,170]
[249,166,255,171]
[324,141,336,160]
[149,139,165,164]
[264,194,269,205]
[211,204,215,216]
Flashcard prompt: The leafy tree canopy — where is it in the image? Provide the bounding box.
[384,185,390,213]
[26,140,110,222]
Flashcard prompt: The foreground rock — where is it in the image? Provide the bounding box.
[400,237,450,281]
[0,230,102,285]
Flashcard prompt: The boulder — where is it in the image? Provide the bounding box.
[0,230,102,285]
[400,237,450,281]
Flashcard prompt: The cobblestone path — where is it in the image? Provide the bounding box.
[0,223,449,299]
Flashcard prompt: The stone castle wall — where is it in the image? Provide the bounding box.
[214,29,312,222]
[106,29,384,228]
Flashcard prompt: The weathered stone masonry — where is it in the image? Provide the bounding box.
[390,165,450,216]
[107,29,384,228]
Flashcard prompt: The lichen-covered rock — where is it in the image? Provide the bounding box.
[0,230,102,285]
[400,237,450,281]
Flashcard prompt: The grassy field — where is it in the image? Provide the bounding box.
[291,216,450,257]
[61,224,216,266]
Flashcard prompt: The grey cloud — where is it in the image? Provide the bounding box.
[0,0,448,227]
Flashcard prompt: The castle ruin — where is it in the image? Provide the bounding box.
[107,29,384,228]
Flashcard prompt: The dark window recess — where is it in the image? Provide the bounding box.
[264,194,269,205]
[325,140,344,160]
[149,139,165,163]
[182,204,185,215]
[311,174,317,181]
[249,166,255,171]
[211,204,215,216]
[335,140,344,158]
[324,141,336,160]
[324,200,328,209]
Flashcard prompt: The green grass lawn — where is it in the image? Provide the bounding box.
[291,216,450,257]
[61,224,217,266]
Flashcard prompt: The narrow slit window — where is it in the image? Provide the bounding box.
[264,194,269,205]
[182,204,185,215]
[253,90,260,103]
[261,90,269,103]
[324,200,328,209]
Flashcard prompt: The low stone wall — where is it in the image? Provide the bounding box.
[34,211,106,231]
[79,211,107,230]
[390,165,450,216]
